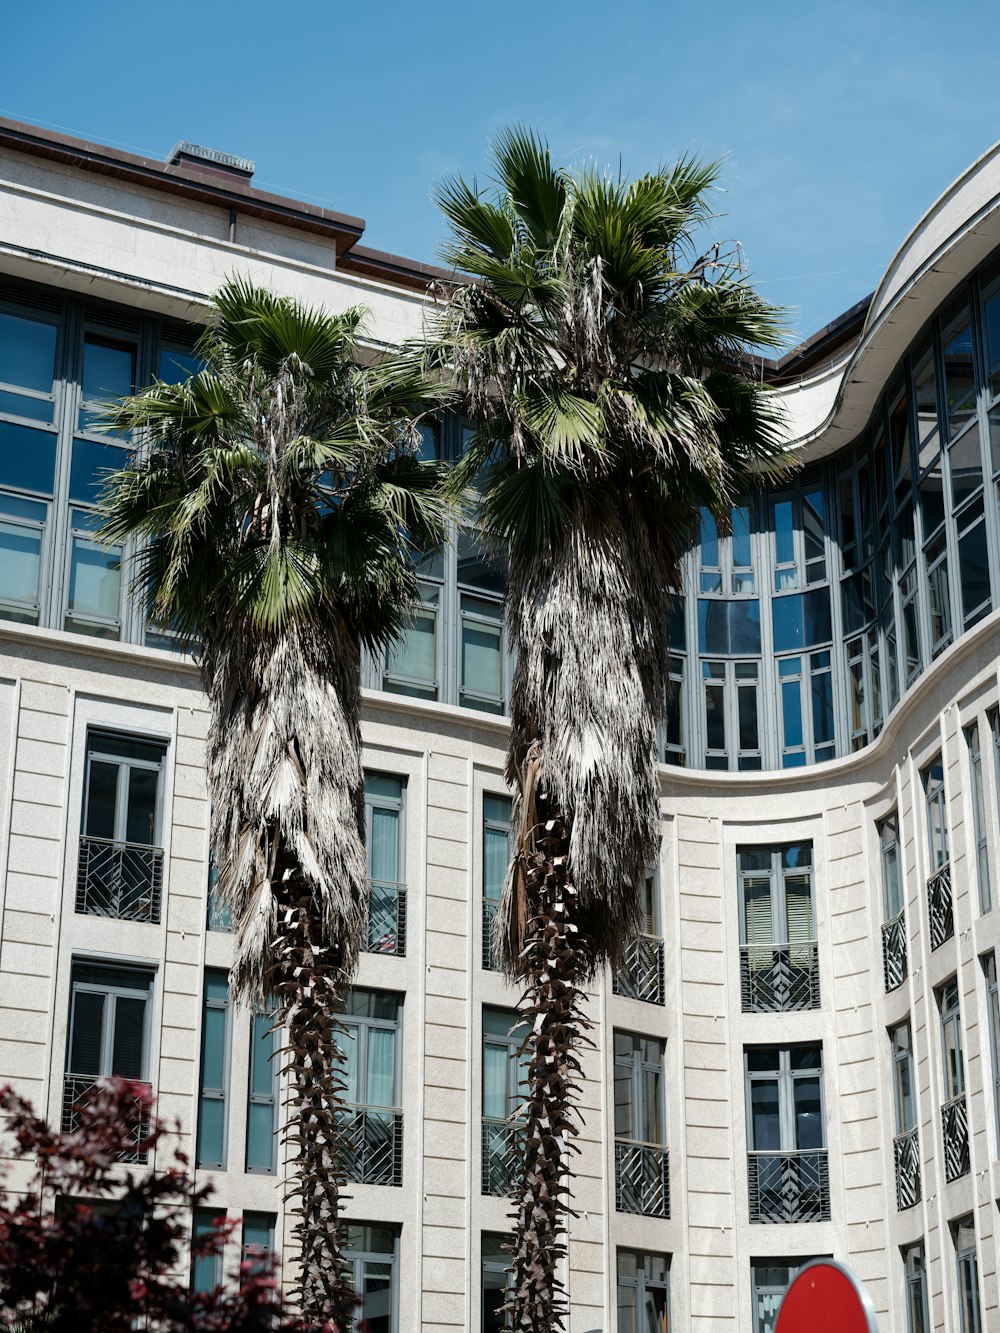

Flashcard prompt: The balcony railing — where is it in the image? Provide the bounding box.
[739,942,820,1013]
[365,880,406,957]
[482,900,498,971]
[76,837,163,924]
[747,1150,830,1224]
[613,936,666,1006]
[614,1140,670,1219]
[482,1118,520,1196]
[881,911,907,992]
[928,863,954,950]
[62,1075,151,1163]
[338,1106,403,1186]
[893,1128,920,1210]
[942,1094,969,1183]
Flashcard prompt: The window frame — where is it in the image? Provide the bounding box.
[744,1045,826,1153]
[66,960,154,1082]
[615,1248,671,1333]
[196,969,231,1170]
[613,1029,666,1148]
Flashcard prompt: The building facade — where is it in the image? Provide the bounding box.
[0,116,1000,1331]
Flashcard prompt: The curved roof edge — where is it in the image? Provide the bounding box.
[774,137,1000,463]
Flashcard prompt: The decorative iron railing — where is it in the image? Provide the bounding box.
[365,880,407,957]
[482,1118,520,1196]
[942,1094,969,1182]
[882,911,907,992]
[893,1128,920,1210]
[338,1106,403,1186]
[613,936,666,1006]
[739,942,820,1012]
[62,1075,151,1163]
[614,1140,670,1218]
[76,836,163,924]
[928,864,954,950]
[482,900,498,971]
[747,1150,830,1224]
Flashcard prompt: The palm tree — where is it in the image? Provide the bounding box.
[99,277,448,1329]
[428,129,788,1332]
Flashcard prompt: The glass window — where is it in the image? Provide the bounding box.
[365,774,405,955]
[903,1243,929,1333]
[923,760,949,871]
[344,1224,398,1333]
[613,1031,665,1146]
[65,508,122,638]
[880,814,902,920]
[246,1012,277,1173]
[616,1249,670,1333]
[0,493,46,623]
[891,1023,916,1135]
[158,346,203,385]
[82,731,164,849]
[739,845,814,949]
[241,1212,275,1281]
[0,310,57,394]
[751,1259,824,1333]
[81,334,135,406]
[949,422,983,510]
[745,1046,824,1152]
[983,954,1000,1157]
[197,970,230,1169]
[67,962,152,1082]
[483,1007,528,1123]
[483,794,512,971]
[481,1234,512,1333]
[341,991,401,1111]
[953,1216,982,1333]
[383,583,439,701]
[771,588,831,653]
[461,594,504,713]
[191,1208,226,1295]
[967,723,991,913]
[943,309,976,439]
[206,861,232,932]
[664,652,686,766]
[939,979,965,1101]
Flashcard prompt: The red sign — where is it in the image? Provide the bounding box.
[775,1260,878,1333]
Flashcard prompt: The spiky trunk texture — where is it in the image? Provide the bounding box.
[266,879,355,1329]
[504,770,592,1333]
[498,528,669,1331]
[202,620,369,1323]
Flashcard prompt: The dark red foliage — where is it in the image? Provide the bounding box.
[0,1079,323,1333]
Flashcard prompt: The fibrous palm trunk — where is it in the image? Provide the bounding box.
[266,877,355,1328]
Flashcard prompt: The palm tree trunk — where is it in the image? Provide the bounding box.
[267,877,356,1330]
[506,775,592,1333]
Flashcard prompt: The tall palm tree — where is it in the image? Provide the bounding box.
[428,129,788,1332]
[99,277,448,1329]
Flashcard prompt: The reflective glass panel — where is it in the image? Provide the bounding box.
[0,420,57,495]
[0,312,57,393]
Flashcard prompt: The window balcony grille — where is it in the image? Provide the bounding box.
[893,1128,921,1210]
[365,880,406,957]
[928,864,954,950]
[882,911,907,992]
[739,942,820,1012]
[482,900,498,971]
[482,1117,520,1196]
[613,935,666,1006]
[614,1140,670,1219]
[337,1106,403,1187]
[747,1150,830,1224]
[62,1075,151,1164]
[76,836,163,924]
[942,1094,969,1182]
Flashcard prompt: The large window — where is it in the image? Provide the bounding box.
[751,1259,824,1333]
[903,1243,929,1333]
[240,1212,275,1282]
[985,953,1000,1156]
[481,1234,512,1333]
[613,1031,668,1218]
[340,991,403,1187]
[191,1208,225,1295]
[246,1011,278,1174]
[938,978,969,1181]
[745,1047,828,1224]
[364,774,406,956]
[880,812,907,991]
[64,961,153,1155]
[482,794,511,971]
[196,970,231,1170]
[616,1250,669,1333]
[966,723,991,913]
[344,1223,398,1333]
[924,758,953,949]
[482,1007,528,1196]
[78,730,166,923]
[890,1022,919,1210]
[953,1216,982,1333]
[738,845,817,1012]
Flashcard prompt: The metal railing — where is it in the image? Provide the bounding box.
[613,936,666,1006]
[942,1094,969,1182]
[482,900,498,971]
[76,836,163,924]
[614,1140,670,1219]
[893,1128,920,1210]
[365,880,406,957]
[338,1105,403,1186]
[62,1074,151,1163]
[882,911,907,991]
[739,942,820,1012]
[928,863,954,950]
[482,1118,520,1196]
[747,1150,830,1224]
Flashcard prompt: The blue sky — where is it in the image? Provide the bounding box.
[3,0,1000,346]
